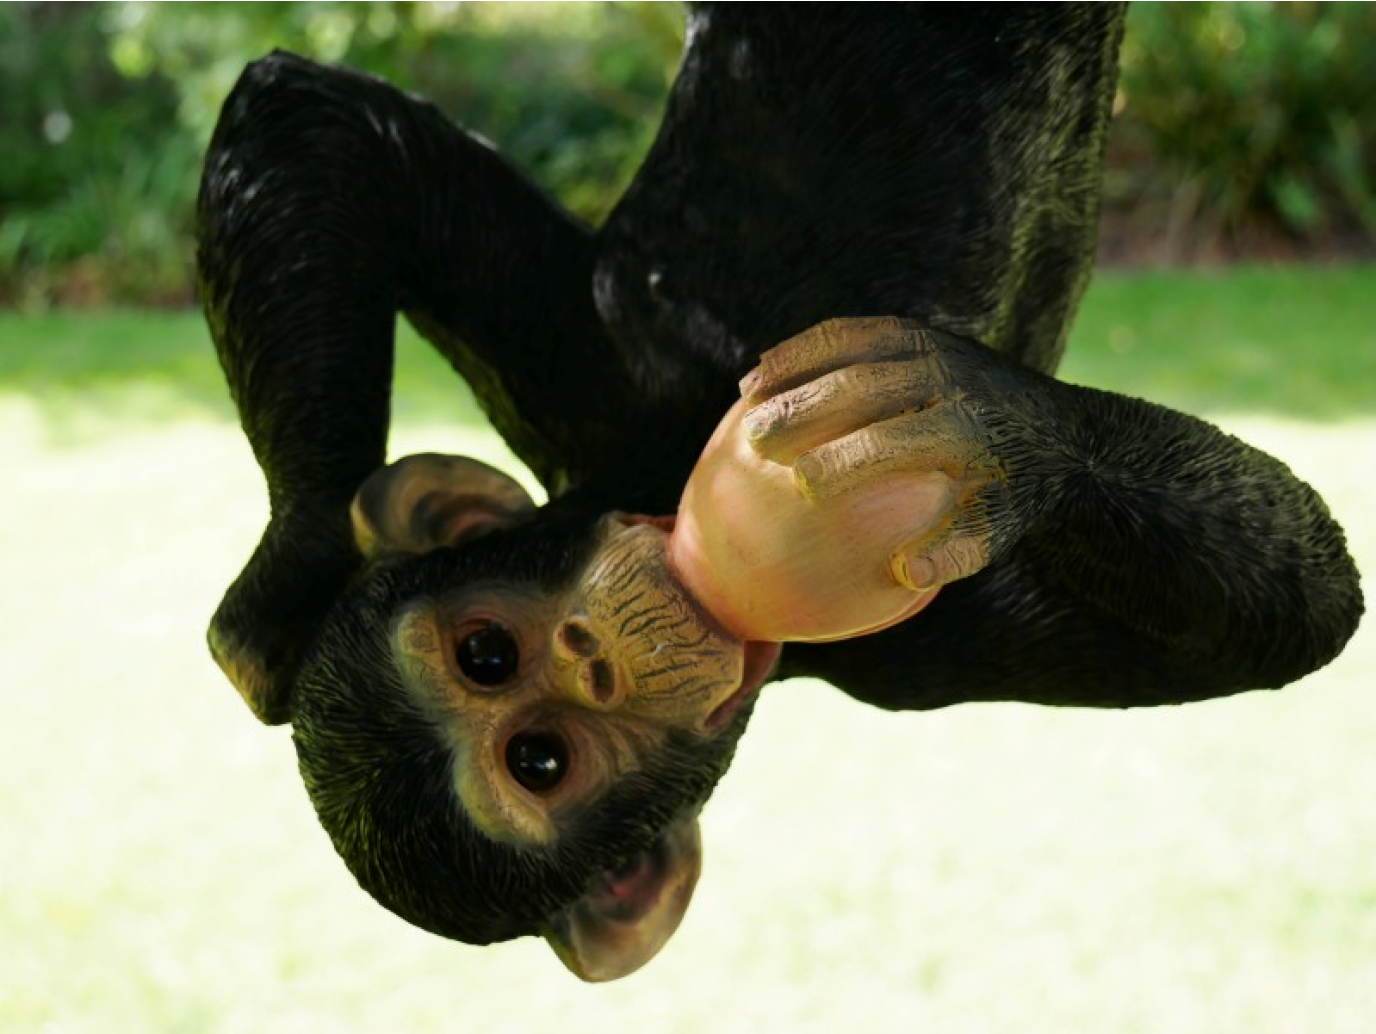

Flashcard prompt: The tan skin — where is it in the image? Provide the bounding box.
[672,318,1003,642]
[387,521,766,849]
[744,317,999,593]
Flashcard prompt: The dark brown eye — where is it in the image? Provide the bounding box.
[506,732,568,794]
[455,623,519,687]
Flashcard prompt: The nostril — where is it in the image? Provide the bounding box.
[587,659,617,704]
[558,617,600,659]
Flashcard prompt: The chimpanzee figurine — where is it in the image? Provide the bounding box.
[198,4,1362,981]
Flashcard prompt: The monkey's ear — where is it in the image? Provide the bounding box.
[350,453,536,558]
[542,814,702,982]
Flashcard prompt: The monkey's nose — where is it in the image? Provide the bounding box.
[553,616,626,710]
[554,615,601,661]
[575,657,624,709]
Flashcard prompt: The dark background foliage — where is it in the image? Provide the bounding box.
[2,1,1374,306]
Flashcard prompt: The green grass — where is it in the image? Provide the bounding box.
[0,310,491,445]
[1063,265,1376,419]
[3,265,1376,446]
[2,268,1374,1032]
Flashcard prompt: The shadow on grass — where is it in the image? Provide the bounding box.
[3,266,1375,446]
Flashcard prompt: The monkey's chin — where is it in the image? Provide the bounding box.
[707,639,782,731]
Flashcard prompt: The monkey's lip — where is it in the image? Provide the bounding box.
[615,512,676,534]
[707,640,782,731]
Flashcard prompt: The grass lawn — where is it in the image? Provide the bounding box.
[2,267,1373,1033]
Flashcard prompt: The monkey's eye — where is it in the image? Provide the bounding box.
[506,732,568,795]
[455,622,519,687]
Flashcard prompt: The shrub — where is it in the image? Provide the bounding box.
[1108,2,1376,258]
[0,4,196,305]
[6,2,1376,305]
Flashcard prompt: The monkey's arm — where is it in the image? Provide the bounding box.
[199,53,623,722]
[750,322,1363,708]
[781,552,1295,711]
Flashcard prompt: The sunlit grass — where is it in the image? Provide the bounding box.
[4,264,1375,443]
[0,311,491,443]
[2,268,1374,1032]
[1063,265,1376,419]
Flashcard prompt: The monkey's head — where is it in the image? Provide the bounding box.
[279,454,779,981]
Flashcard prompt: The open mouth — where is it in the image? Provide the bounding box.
[585,834,673,921]
[544,810,703,982]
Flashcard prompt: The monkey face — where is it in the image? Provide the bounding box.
[392,515,778,848]
[291,455,779,981]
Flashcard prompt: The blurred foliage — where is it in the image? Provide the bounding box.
[1109,2,1376,260]
[0,3,197,304]
[107,1,682,219]
[2,2,1374,306]
[0,1,681,306]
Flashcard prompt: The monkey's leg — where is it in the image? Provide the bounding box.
[199,52,618,722]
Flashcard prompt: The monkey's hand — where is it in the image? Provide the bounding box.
[668,317,1057,643]
[737,315,1362,690]
[737,316,1044,594]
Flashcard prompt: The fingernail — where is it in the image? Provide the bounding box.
[742,406,769,442]
[793,454,823,499]
[892,554,937,591]
[739,367,762,398]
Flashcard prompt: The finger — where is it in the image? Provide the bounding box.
[743,361,940,464]
[793,403,986,502]
[739,317,927,403]
[890,530,990,591]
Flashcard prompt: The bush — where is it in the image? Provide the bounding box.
[0,4,197,305]
[1108,2,1376,259]
[1,2,679,307]
[109,1,681,226]
[4,0,682,307]
[4,2,1375,305]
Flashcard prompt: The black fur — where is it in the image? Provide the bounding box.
[199,4,1363,945]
